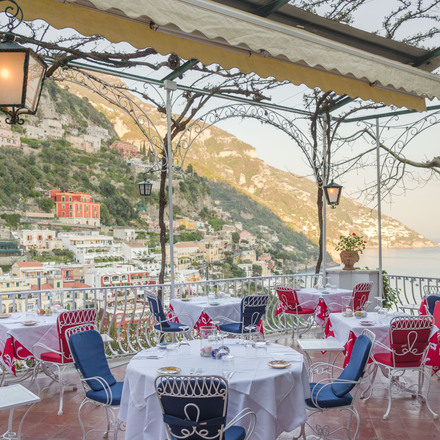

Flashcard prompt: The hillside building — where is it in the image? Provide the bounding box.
[59,232,117,264]
[50,190,100,226]
[110,141,139,158]
[19,229,62,251]
[0,127,21,148]
[113,229,137,242]
[121,241,149,261]
[84,265,152,288]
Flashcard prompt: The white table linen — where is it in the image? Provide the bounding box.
[170,297,242,327]
[328,311,413,353]
[119,339,310,440]
[297,288,352,312]
[0,313,58,355]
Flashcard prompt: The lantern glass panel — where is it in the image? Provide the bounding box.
[25,51,46,111]
[326,187,339,204]
[0,51,26,105]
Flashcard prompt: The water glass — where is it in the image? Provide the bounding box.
[166,343,179,359]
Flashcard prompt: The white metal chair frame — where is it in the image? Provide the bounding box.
[146,291,194,344]
[362,315,438,420]
[32,308,97,415]
[66,326,127,440]
[294,329,376,440]
[217,294,269,339]
[154,374,256,440]
[276,286,315,339]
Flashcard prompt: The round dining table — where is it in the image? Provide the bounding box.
[119,338,310,440]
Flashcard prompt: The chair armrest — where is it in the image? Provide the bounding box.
[308,361,343,379]
[171,312,194,329]
[311,378,360,409]
[225,407,256,440]
[215,316,239,324]
[79,375,115,405]
[32,342,62,359]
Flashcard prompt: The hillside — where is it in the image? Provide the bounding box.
[56,74,434,258]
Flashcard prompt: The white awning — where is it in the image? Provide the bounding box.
[19,0,440,110]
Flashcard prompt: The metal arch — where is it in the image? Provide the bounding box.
[52,66,169,167]
[174,102,319,173]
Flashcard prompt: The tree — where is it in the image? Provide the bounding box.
[38,197,54,213]
[252,264,263,277]
[232,232,240,245]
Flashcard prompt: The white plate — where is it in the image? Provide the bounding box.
[268,360,291,369]
[0,314,11,319]
[157,366,181,374]
[360,320,375,326]
[21,321,38,326]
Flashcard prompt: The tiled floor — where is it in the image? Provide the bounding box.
[1,334,440,439]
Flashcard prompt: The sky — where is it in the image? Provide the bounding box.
[208,0,440,244]
[2,1,439,242]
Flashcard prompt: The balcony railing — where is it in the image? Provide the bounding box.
[1,272,438,370]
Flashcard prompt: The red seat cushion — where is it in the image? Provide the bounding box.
[283,307,315,315]
[40,351,73,364]
[374,352,423,368]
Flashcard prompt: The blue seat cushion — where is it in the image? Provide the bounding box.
[171,425,245,440]
[331,334,371,397]
[69,330,117,392]
[85,381,124,406]
[306,383,353,409]
[154,322,188,332]
[218,323,242,334]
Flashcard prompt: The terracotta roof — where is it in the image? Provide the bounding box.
[31,283,53,290]
[63,282,91,288]
[17,261,43,267]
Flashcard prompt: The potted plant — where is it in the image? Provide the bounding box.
[335,233,366,270]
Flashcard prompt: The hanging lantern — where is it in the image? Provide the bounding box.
[138,180,153,196]
[323,180,342,209]
[0,2,47,124]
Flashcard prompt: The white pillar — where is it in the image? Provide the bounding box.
[376,119,383,298]
[164,80,177,299]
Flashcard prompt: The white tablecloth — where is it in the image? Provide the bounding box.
[328,312,410,353]
[119,339,310,440]
[170,297,242,327]
[0,313,58,354]
[297,288,352,312]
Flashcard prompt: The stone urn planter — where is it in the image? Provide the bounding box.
[340,251,360,270]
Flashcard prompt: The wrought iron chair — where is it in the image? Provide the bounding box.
[276,286,315,338]
[332,282,373,313]
[424,285,440,315]
[146,291,193,344]
[364,315,437,420]
[32,308,97,415]
[67,328,126,440]
[155,374,256,440]
[294,329,375,440]
[218,294,268,339]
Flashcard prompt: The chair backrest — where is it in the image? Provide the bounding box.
[352,282,373,311]
[433,301,440,329]
[276,287,302,312]
[241,294,269,330]
[57,309,97,362]
[155,375,228,440]
[68,329,116,392]
[146,291,169,328]
[426,295,440,316]
[332,329,375,397]
[389,316,433,367]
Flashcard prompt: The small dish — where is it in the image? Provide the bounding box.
[158,342,171,349]
[0,313,11,319]
[360,320,375,326]
[268,360,291,369]
[157,366,181,374]
[21,321,38,326]
[181,298,191,301]
[321,291,329,294]
[208,301,220,306]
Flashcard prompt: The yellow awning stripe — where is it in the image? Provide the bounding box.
[20,0,426,111]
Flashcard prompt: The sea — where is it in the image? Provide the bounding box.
[349,247,440,279]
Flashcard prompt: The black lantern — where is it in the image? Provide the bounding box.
[138,180,153,197]
[0,2,47,125]
[323,180,342,209]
